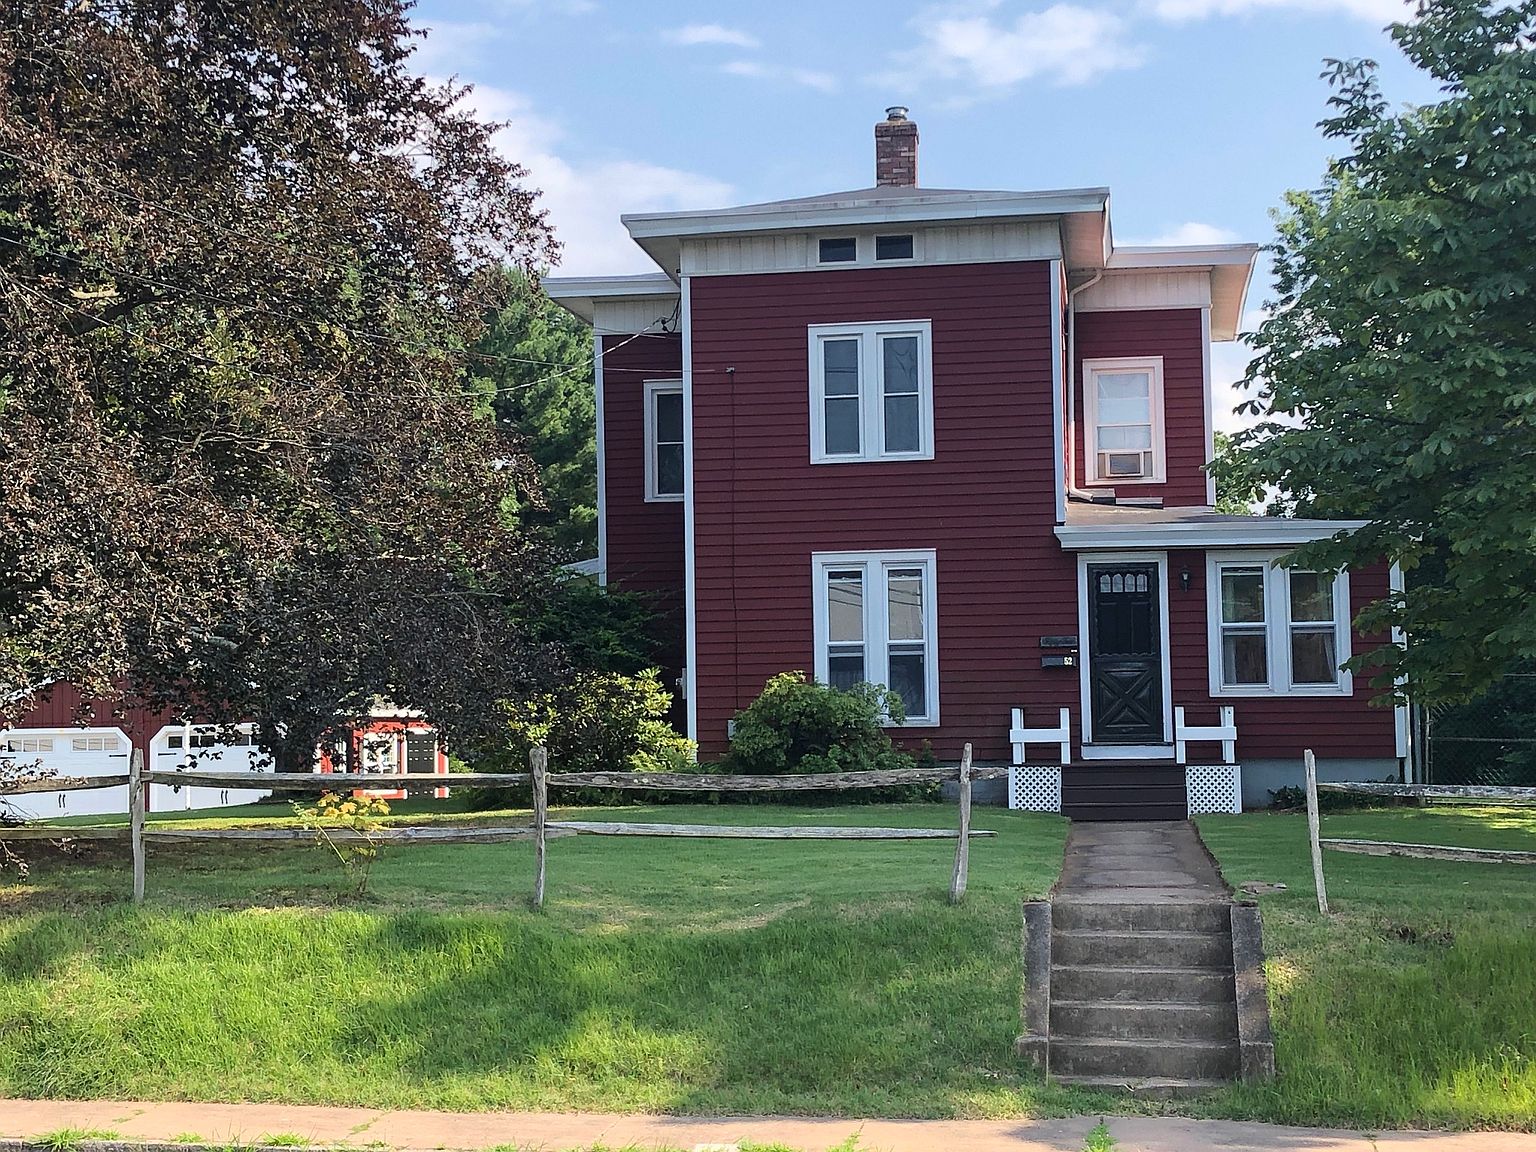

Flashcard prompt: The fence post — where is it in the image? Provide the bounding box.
[531,745,548,909]
[949,742,973,905]
[129,747,146,905]
[1304,748,1329,915]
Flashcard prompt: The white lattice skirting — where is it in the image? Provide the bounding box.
[1186,764,1243,814]
[1010,765,1063,813]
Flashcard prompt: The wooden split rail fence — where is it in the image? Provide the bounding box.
[1299,749,1536,915]
[2,743,1000,907]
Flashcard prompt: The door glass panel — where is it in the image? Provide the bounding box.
[1221,568,1266,623]
[1289,571,1335,622]
[1222,632,1269,685]
[1291,630,1339,684]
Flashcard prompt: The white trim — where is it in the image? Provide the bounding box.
[1109,244,1261,269]
[1050,259,1066,525]
[807,320,934,464]
[1206,551,1353,698]
[1202,307,1216,507]
[810,549,940,727]
[1010,707,1071,765]
[1080,743,1174,760]
[1055,517,1367,550]
[642,378,685,503]
[681,276,697,744]
[593,331,607,584]
[1077,552,1174,749]
[1082,356,1166,486]
[816,235,859,265]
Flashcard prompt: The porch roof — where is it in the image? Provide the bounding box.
[1055,504,1368,550]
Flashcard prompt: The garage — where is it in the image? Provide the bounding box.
[0,727,134,818]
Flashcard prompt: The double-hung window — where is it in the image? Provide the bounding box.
[1083,357,1165,484]
[644,380,684,501]
[813,550,939,725]
[808,321,933,463]
[1208,553,1352,695]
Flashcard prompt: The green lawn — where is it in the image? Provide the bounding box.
[4,799,1535,1130]
[1196,805,1536,1131]
[0,800,1091,1118]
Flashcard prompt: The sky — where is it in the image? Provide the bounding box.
[408,0,1443,429]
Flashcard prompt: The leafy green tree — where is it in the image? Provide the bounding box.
[1215,0,1536,702]
[0,0,564,765]
[1210,431,1266,515]
[470,275,596,556]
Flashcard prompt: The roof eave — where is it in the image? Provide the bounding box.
[1053,518,1368,551]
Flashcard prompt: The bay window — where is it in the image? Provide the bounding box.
[1207,553,1352,695]
[813,550,939,724]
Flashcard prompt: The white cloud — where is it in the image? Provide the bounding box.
[1211,307,1272,433]
[890,3,1146,95]
[719,59,839,93]
[664,23,761,48]
[450,83,733,276]
[1131,222,1242,246]
[414,22,504,76]
[1147,0,1410,22]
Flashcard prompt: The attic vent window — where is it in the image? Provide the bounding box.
[875,234,914,261]
[818,237,857,263]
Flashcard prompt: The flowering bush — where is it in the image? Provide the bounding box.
[294,790,391,897]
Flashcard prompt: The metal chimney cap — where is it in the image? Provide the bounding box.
[885,106,909,121]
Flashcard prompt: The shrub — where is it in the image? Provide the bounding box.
[725,672,930,802]
[467,668,695,808]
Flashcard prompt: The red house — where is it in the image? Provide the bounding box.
[549,108,1408,817]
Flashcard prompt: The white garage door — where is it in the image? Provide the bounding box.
[0,728,133,819]
[149,724,273,813]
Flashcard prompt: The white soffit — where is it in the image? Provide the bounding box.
[544,273,679,325]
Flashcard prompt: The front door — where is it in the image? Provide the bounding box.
[1088,563,1164,744]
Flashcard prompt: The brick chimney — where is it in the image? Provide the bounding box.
[874,106,918,187]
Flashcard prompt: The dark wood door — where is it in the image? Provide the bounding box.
[404,732,436,773]
[1088,564,1164,744]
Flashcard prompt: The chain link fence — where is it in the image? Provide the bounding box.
[1421,672,1536,786]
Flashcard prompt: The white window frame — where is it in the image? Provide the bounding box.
[1083,355,1166,485]
[816,235,859,264]
[1206,551,1353,697]
[643,379,684,503]
[807,320,934,464]
[811,549,940,727]
[873,233,918,263]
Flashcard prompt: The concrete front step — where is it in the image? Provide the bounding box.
[1052,964,1236,1004]
[1053,929,1232,969]
[1053,900,1232,933]
[1051,999,1238,1042]
[1049,1073,1231,1098]
[1050,1036,1241,1080]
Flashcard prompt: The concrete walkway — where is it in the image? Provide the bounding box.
[4,1099,1536,1152]
[1054,819,1229,902]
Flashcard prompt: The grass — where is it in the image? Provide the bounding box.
[34,1130,119,1152]
[1080,1121,1116,1151]
[1195,804,1536,1131]
[6,797,1535,1130]
[0,799,1095,1119]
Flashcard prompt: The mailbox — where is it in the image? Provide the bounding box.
[1040,634,1079,670]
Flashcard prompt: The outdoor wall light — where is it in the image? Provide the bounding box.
[1180,568,1193,593]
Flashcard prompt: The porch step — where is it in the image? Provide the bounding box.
[1051,964,1235,1004]
[1061,762,1187,822]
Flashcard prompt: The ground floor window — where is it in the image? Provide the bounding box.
[811,549,938,725]
[1207,551,1351,696]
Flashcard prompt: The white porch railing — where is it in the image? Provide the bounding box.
[1175,705,1237,764]
[1010,707,1071,765]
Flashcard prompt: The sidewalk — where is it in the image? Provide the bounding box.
[3,1099,1535,1152]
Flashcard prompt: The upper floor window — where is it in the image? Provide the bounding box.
[813,550,939,725]
[1084,357,1165,484]
[808,321,934,464]
[875,234,915,261]
[818,237,857,264]
[1207,553,1352,697]
[644,380,684,502]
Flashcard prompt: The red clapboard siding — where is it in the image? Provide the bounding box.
[689,261,1080,761]
[1075,308,1210,507]
[1167,551,1398,761]
[10,682,175,757]
[601,332,686,708]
